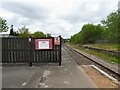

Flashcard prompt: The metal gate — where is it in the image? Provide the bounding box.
[2,36,62,66]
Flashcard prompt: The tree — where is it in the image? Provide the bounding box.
[101,11,119,43]
[9,25,14,35]
[9,25,20,36]
[70,10,119,44]
[84,24,99,43]
[18,26,30,37]
[13,30,19,36]
[0,17,8,32]
[70,24,104,44]
[46,33,52,37]
[32,31,46,38]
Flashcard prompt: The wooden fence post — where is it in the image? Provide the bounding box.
[59,35,62,66]
[29,36,32,67]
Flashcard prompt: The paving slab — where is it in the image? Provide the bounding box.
[38,47,98,88]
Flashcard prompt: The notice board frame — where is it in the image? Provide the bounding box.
[35,37,54,50]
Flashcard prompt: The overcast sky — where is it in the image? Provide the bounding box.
[0,0,119,38]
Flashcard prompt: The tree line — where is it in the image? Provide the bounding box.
[70,10,120,44]
[0,18,51,38]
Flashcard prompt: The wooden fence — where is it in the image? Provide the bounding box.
[2,37,62,66]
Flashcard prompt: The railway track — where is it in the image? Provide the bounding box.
[63,44,120,82]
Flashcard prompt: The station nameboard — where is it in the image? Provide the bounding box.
[35,39,53,50]
[54,37,60,45]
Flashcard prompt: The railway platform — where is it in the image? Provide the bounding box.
[2,46,97,88]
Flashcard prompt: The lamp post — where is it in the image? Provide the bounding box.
[118,1,120,12]
[118,1,120,44]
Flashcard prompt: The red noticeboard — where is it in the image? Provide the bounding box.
[54,37,60,45]
[35,39,53,50]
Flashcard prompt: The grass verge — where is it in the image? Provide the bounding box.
[68,43,120,64]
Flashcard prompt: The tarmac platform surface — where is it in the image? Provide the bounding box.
[2,47,97,88]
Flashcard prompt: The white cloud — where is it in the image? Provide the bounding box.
[0,0,119,38]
